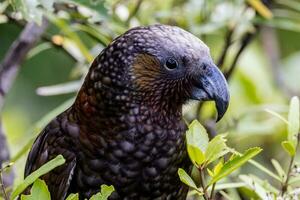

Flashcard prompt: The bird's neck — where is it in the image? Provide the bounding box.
[72,58,184,130]
[73,82,183,131]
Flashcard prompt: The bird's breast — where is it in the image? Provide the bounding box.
[71,115,189,199]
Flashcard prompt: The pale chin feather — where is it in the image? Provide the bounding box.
[182,100,199,117]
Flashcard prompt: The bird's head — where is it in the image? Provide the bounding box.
[85,24,229,121]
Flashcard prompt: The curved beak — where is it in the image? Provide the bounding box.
[191,64,229,121]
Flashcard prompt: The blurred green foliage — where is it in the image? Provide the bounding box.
[180,97,300,199]
[0,0,300,199]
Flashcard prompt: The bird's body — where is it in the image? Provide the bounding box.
[25,25,229,200]
[26,107,189,199]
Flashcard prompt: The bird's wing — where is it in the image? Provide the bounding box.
[45,158,76,200]
[24,129,48,177]
[24,117,77,200]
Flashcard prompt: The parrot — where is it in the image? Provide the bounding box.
[24,24,229,200]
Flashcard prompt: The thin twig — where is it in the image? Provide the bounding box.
[210,183,216,200]
[281,156,294,194]
[217,28,234,69]
[224,31,256,80]
[224,0,274,80]
[281,134,299,195]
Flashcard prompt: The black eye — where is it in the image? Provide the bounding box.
[165,58,178,70]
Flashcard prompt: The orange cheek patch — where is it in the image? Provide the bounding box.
[132,54,162,91]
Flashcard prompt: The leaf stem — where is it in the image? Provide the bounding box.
[281,133,299,195]
[281,155,294,194]
[210,183,216,200]
[199,167,209,200]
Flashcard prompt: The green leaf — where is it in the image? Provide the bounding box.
[27,42,52,59]
[264,109,288,124]
[256,19,300,32]
[248,159,281,181]
[276,0,300,13]
[36,81,82,96]
[73,0,109,15]
[205,134,229,164]
[100,185,115,199]
[11,155,66,200]
[10,0,55,24]
[214,182,247,191]
[281,140,296,156]
[271,159,286,181]
[207,159,224,177]
[207,168,214,177]
[177,168,197,189]
[208,147,262,186]
[73,24,111,46]
[66,193,79,200]
[186,120,209,152]
[219,191,235,200]
[287,96,299,148]
[177,168,203,195]
[46,13,94,62]
[89,185,115,200]
[187,144,205,166]
[213,159,224,175]
[20,179,50,200]
[240,174,279,198]
[239,175,269,199]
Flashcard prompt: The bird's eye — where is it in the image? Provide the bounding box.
[165,58,178,70]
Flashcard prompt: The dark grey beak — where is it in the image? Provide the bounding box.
[191,64,229,121]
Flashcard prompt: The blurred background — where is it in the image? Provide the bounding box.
[0,0,300,199]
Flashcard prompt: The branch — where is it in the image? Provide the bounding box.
[217,28,234,68]
[224,0,274,80]
[0,18,48,107]
[0,17,48,195]
[224,31,256,80]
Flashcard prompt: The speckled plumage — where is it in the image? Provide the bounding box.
[24,25,229,200]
